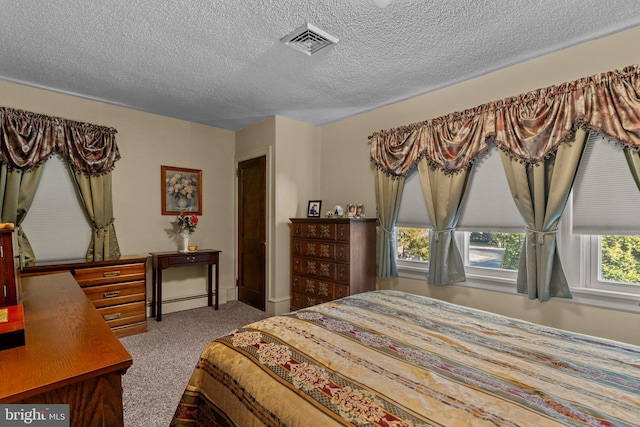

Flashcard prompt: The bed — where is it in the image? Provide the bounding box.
[170,290,640,426]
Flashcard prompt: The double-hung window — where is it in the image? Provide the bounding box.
[21,155,91,262]
[395,132,640,307]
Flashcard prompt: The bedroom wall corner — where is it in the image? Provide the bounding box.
[0,80,237,316]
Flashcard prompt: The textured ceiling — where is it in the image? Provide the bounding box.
[1,1,640,131]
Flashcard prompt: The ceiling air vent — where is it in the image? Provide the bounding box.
[280,23,338,56]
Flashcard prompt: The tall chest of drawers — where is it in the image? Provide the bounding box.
[21,255,147,337]
[290,218,376,310]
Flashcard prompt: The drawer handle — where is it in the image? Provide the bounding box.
[103,313,121,321]
[103,271,121,278]
[187,256,196,262]
[104,290,121,298]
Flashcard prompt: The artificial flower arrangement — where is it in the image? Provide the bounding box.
[177,212,199,234]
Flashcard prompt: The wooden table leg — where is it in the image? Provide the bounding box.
[156,268,163,321]
[215,260,219,310]
[151,267,157,318]
[207,264,213,308]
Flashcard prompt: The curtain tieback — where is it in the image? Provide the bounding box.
[431,227,455,241]
[376,217,395,236]
[525,227,559,245]
[94,218,115,237]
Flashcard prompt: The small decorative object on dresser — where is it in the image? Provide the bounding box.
[290,217,376,310]
[307,200,321,217]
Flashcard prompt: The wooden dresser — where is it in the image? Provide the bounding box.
[290,218,376,310]
[0,273,132,427]
[22,255,147,337]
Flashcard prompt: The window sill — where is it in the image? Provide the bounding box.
[397,266,640,314]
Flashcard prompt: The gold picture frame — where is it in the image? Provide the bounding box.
[161,165,202,215]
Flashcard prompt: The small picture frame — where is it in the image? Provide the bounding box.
[346,204,357,217]
[161,165,203,215]
[307,200,322,218]
[354,204,365,218]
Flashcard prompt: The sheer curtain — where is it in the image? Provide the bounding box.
[370,64,640,300]
[0,107,121,264]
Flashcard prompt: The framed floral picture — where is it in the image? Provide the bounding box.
[161,165,202,215]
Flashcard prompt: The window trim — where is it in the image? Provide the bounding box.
[395,211,640,314]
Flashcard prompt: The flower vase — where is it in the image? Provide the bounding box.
[179,231,191,253]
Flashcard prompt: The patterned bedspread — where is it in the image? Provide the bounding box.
[171,290,640,426]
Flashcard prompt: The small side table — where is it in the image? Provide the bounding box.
[149,249,221,321]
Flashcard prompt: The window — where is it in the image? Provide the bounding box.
[467,232,523,270]
[21,155,92,262]
[393,132,640,310]
[397,227,429,262]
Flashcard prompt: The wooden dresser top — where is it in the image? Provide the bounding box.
[0,273,132,402]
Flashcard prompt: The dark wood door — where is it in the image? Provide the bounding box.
[237,156,266,310]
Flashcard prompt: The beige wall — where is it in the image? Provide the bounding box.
[235,116,320,315]
[0,81,236,315]
[320,25,640,345]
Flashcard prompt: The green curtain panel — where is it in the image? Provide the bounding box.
[0,164,45,265]
[73,171,121,262]
[624,146,640,190]
[417,158,470,285]
[500,129,588,301]
[374,169,404,277]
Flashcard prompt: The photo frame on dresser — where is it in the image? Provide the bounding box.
[307,200,321,217]
[161,165,202,215]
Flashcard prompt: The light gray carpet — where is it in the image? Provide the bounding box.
[119,301,267,427]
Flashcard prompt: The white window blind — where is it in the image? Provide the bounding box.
[396,148,524,232]
[457,147,523,232]
[396,167,431,228]
[21,155,92,262]
[573,132,640,235]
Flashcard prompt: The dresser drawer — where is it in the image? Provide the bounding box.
[293,222,350,242]
[292,240,350,262]
[292,291,326,309]
[74,263,146,287]
[292,274,334,299]
[97,301,146,328]
[83,280,146,308]
[292,258,349,283]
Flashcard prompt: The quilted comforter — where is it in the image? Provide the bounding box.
[171,290,640,426]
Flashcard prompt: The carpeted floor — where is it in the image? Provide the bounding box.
[119,301,266,427]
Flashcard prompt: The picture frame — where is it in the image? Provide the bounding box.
[161,165,202,215]
[354,204,365,218]
[307,200,321,218]
[346,204,357,217]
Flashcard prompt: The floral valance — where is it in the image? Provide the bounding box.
[0,107,120,175]
[370,64,640,177]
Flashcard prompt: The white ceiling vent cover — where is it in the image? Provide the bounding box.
[281,23,338,55]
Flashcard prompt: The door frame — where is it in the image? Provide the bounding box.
[235,147,272,313]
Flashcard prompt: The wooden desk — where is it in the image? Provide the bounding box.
[149,250,221,321]
[0,273,132,427]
